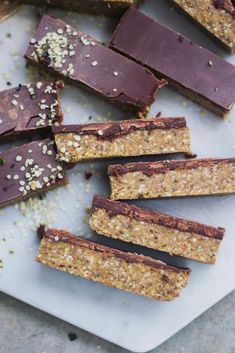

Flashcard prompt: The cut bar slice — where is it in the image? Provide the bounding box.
[0,138,67,208]
[108,157,235,200]
[52,117,191,163]
[25,15,166,117]
[36,228,191,301]
[0,81,63,143]
[89,195,225,264]
[110,8,235,116]
[169,0,235,53]
[18,0,144,16]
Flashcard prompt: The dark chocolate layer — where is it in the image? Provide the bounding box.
[0,138,66,207]
[108,158,235,177]
[52,117,187,140]
[110,8,235,113]
[18,0,143,16]
[25,15,166,114]
[0,81,63,142]
[43,228,191,274]
[91,195,225,240]
[212,0,235,18]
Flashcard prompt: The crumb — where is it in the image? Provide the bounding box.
[68,333,77,341]
[184,152,197,159]
[84,171,93,180]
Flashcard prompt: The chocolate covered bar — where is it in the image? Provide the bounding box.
[110,8,235,116]
[36,228,190,301]
[18,0,144,16]
[0,138,67,208]
[108,157,235,200]
[25,15,166,117]
[90,196,225,264]
[169,0,235,53]
[0,81,63,143]
[52,118,190,163]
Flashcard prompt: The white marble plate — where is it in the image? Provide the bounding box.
[0,1,235,351]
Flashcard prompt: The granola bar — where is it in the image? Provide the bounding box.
[0,81,63,143]
[36,228,191,301]
[169,0,235,53]
[18,0,144,16]
[53,117,190,163]
[110,8,235,116]
[108,158,235,200]
[25,15,166,117]
[0,138,67,208]
[89,195,225,264]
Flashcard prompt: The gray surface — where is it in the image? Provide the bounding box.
[0,291,234,353]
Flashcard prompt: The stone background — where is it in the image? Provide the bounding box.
[0,291,234,353]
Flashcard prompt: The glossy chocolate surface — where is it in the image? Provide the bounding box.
[25,15,166,113]
[0,138,66,207]
[0,81,63,142]
[110,8,235,112]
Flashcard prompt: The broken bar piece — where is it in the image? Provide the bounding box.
[25,15,166,117]
[110,8,235,116]
[0,138,67,208]
[18,0,144,16]
[36,228,190,301]
[108,157,235,200]
[52,117,191,163]
[169,0,235,53]
[90,195,225,264]
[0,81,63,143]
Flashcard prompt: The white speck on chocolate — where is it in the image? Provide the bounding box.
[16,155,22,162]
[91,61,98,67]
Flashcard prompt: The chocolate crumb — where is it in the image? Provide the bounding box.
[68,333,77,341]
[37,225,46,240]
[84,171,93,180]
[155,111,161,117]
[184,152,197,159]
[161,274,169,282]
[6,81,11,86]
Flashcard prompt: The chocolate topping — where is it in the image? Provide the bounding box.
[212,0,235,18]
[52,117,187,140]
[0,81,63,142]
[44,228,191,274]
[0,138,66,207]
[18,0,142,16]
[25,15,166,114]
[108,157,235,177]
[91,195,225,240]
[110,8,235,113]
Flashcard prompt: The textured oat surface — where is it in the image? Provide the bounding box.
[55,127,190,162]
[36,236,190,301]
[170,0,235,53]
[109,161,235,200]
[90,208,222,263]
